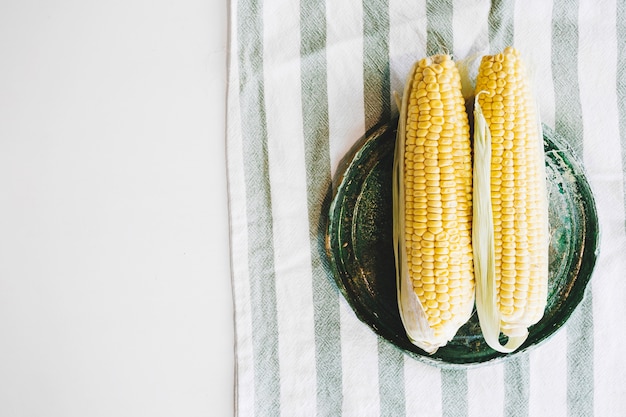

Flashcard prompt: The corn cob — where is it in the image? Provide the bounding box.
[393,54,474,354]
[472,47,549,353]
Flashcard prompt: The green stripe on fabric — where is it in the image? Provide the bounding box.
[552,0,585,155]
[618,0,626,232]
[426,3,466,416]
[363,0,391,130]
[299,2,343,416]
[566,292,594,416]
[426,0,453,56]
[552,2,594,417]
[377,341,404,416]
[487,0,514,50]
[237,0,281,415]
[441,369,467,417]
[504,352,530,417]
[362,1,405,414]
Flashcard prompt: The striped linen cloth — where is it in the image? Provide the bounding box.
[226,0,626,415]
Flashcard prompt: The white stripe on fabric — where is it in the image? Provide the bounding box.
[454,5,496,416]
[226,8,255,414]
[513,0,556,130]
[452,0,490,66]
[262,1,319,415]
[514,4,568,416]
[388,0,427,115]
[578,1,626,415]
[327,1,380,414]
[340,301,381,416]
[327,0,366,176]
[467,364,504,417]
[452,0,489,104]
[529,331,567,417]
[403,355,442,417]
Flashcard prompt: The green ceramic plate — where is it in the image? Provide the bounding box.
[326,120,600,368]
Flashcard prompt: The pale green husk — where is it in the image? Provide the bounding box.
[393,62,439,354]
[472,94,528,353]
[393,61,472,354]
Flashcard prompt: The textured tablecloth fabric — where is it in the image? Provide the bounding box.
[226,0,626,415]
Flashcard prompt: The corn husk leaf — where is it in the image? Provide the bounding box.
[472,95,528,353]
[393,60,472,354]
[393,62,442,354]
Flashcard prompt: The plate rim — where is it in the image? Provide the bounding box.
[325,119,601,368]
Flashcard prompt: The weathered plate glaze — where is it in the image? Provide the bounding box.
[325,121,600,368]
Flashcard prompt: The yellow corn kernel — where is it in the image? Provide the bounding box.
[394,54,474,354]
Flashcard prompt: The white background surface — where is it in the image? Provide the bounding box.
[0,1,233,416]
